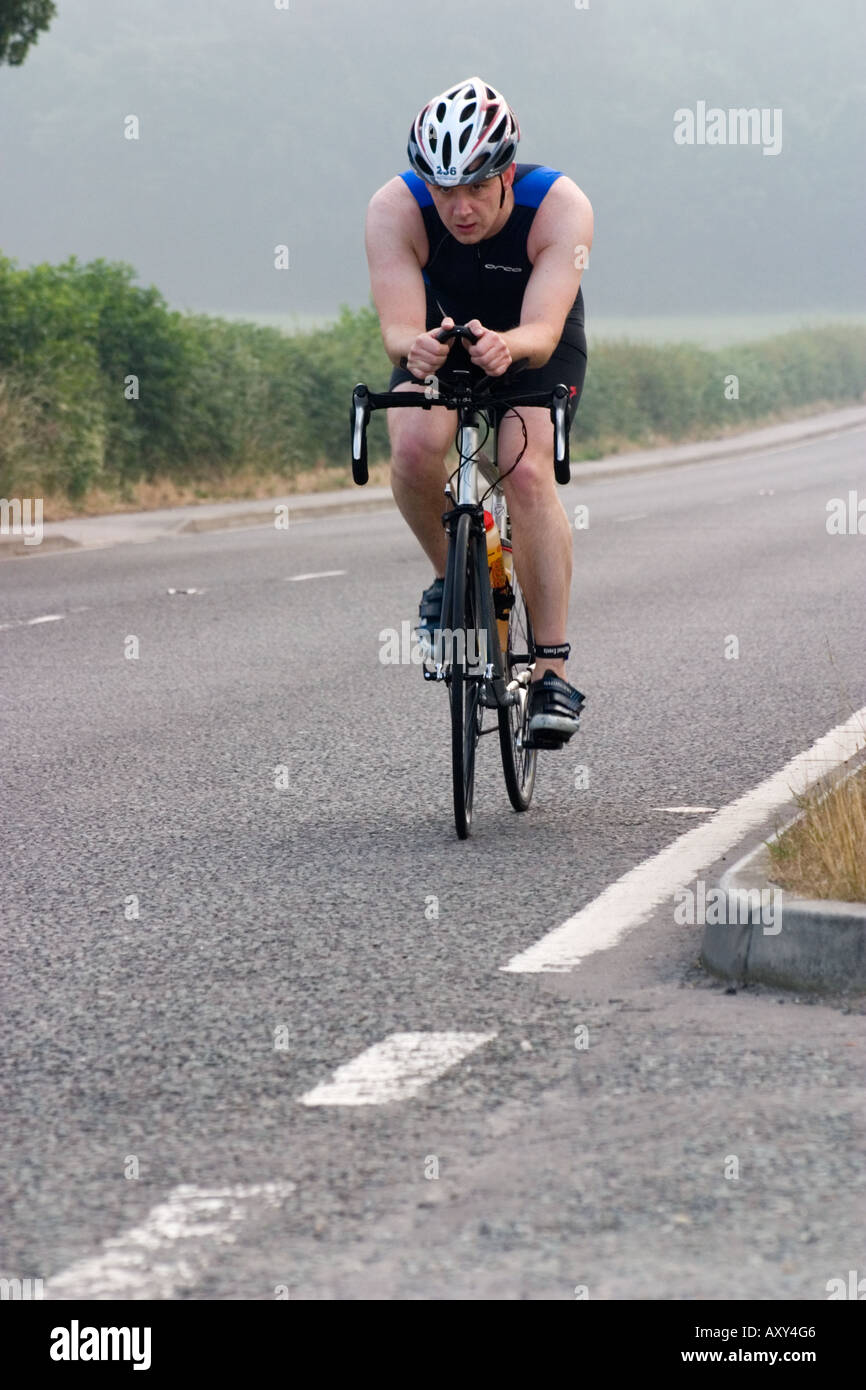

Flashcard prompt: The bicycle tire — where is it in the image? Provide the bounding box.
[498,562,538,811]
[448,511,485,839]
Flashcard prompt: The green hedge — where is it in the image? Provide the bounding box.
[573,327,866,451]
[0,252,863,500]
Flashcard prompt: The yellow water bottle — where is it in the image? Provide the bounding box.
[484,510,510,656]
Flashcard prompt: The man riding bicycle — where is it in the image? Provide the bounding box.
[365,75,593,746]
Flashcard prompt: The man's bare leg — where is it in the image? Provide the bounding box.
[387,382,455,578]
[497,408,574,683]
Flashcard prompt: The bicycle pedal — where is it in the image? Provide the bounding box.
[523,729,576,750]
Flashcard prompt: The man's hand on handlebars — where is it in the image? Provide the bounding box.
[405,316,456,379]
[463,318,512,377]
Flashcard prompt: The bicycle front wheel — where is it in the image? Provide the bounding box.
[498,563,538,811]
[448,511,485,839]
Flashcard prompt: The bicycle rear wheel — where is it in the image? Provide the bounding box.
[498,562,538,811]
[448,511,485,839]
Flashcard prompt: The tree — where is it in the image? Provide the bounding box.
[0,0,56,66]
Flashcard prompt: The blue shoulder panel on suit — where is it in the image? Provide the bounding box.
[399,170,434,206]
[513,166,563,208]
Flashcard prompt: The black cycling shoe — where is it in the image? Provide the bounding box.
[525,671,585,748]
[416,577,445,661]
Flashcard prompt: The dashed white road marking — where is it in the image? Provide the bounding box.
[285,570,346,582]
[299,1031,496,1106]
[615,512,648,522]
[502,708,866,974]
[0,613,65,631]
[654,806,717,814]
[45,1182,295,1300]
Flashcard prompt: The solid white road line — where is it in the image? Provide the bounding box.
[46,1182,295,1300]
[502,708,866,974]
[298,1031,497,1106]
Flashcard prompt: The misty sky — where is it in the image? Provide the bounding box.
[1,0,863,319]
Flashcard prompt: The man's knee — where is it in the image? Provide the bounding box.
[390,428,450,481]
[500,451,559,507]
[389,402,453,478]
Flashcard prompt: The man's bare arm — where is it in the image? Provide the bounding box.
[365,180,433,366]
[497,177,593,369]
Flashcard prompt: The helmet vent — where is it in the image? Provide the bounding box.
[458,126,472,152]
[490,116,507,144]
[441,132,452,167]
[436,101,447,121]
[460,102,476,121]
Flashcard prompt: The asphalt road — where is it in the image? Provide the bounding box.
[1,423,865,1300]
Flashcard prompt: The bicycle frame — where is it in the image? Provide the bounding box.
[436,391,513,706]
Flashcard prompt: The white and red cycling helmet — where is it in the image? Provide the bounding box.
[407,76,520,187]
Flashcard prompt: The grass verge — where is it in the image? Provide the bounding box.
[768,763,866,902]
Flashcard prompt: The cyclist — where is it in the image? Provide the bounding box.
[365,75,593,746]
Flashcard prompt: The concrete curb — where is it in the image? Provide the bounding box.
[701,803,866,995]
[178,492,396,533]
[0,534,82,558]
[2,404,864,560]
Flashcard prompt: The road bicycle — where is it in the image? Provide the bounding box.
[350,324,571,838]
